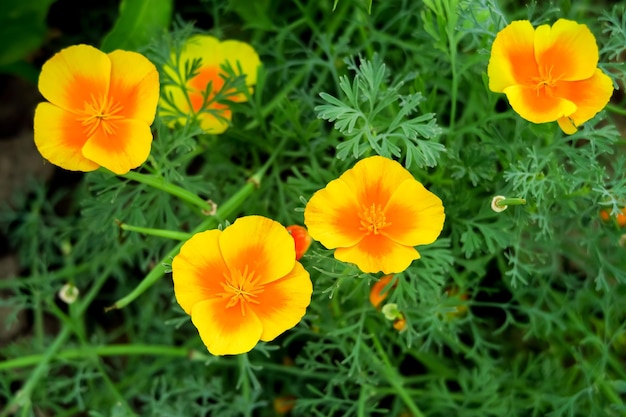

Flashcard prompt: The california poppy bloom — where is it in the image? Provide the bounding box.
[286,225,312,260]
[160,35,261,133]
[34,45,159,174]
[304,156,445,274]
[488,19,613,134]
[172,216,312,356]
[600,207,626,228]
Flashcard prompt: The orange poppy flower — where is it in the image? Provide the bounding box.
[488,19,613,134]
[286,225,312,260]
[160,35,261,134]
[304,156,445,274]
[369,274,396,308]
[33,45,159,174]
[171,216,312,356]
[600,207,626,227]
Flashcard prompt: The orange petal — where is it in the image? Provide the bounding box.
[488,20,539,92]
[33,102,99,171]
[503,84,577,123]
[251,262,312,342]
[382,179,445,246]
[334,234,419,274]
[304,176,364,249]
[534,19,598,82]
[191,298,262,355]
[553,69,614,133]
[82,119,153,174]
[341,156,413,206]
[219,216,295,286]
[108,50,159,124]
[38,44,111,114]
[369,274,395,308]
[171,229,229,315]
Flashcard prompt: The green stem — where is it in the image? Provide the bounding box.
[117,221,192,241]
[606,103,626,116]
[366,332,426,417]
[121,171,214,213]
[495,197,526,207]
[0,345,204,371]
[2,266,112,416]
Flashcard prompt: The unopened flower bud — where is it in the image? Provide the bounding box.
[286,225,312,260]
[58,283,79,304]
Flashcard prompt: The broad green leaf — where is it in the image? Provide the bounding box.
[100,0,173,53]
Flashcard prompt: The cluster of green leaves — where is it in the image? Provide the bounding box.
[1,0,626,416]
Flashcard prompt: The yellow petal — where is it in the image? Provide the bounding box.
[535,19,598,82]
[488,20,539,92]
[553,69,614,132]
[382,179,445,246]
[252,262,312,342]
[181,35,223,70]
[219,216,295,286]
[334,234,420,274]
[219,39,261,100]
[38,44,111,113]
[197,107,232,133]
[557,117,578,135]
[191,298,262,355]
[33,102,99,172]
[171,229,228,315]
[108,50,159,124]
[304,176,364,249]
[342,156,413,205]
[503,84,577,123]
[82,119,153,174]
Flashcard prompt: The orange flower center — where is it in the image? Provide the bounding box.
[359,204,390,235]
[219,265,264,315]
[79,93,124,137]
[532,65,562,97]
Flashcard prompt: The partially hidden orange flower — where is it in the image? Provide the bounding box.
[304,156,445,274]
[160,35,261,134]
[488,19,613,134]
[600,207,626,227]
[171,216,313,356]
[369,274,396,309]
[286,225,312,260]
[34,45,159,174]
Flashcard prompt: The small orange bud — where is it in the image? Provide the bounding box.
[600,207,626,227]
[274,395,296,414]
[369,275,396,308]
[393,317,407,332]
[286,225,312,260]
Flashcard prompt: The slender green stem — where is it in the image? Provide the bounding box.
[238,355,253,417]
[117,221,193,241]
[121,171,214,213]
[365,332,426,417]
[2,266,112,416]
[495,197,527,207]
[606,103,626,116]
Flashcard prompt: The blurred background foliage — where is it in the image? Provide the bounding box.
[0,0,625,416]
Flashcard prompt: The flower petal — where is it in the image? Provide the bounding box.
[82,118,153,174]
[488,20,539,92]
[171,229,229,315]
[219,216,295,285]
[503,84,577,123]
[535,19,598,82]
[342,156,413,205]
[191,298,262,355]
[553,69,614,133]
[33,102,99,171]
[38,44,111,113]
[251,262,312,342]
[304,177,364,249]
[382,179,445,246]
[181,35,223,70]
[219,39,261,101]
[334,234,419,274]
[108,50,159,124]
[197,107,232,134]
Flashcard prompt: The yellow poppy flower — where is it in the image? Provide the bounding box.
[171,216,312,356]
[33,45,159,174]
[488,19,613,134]
[160,35,261,134]
[304,156,445,274]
